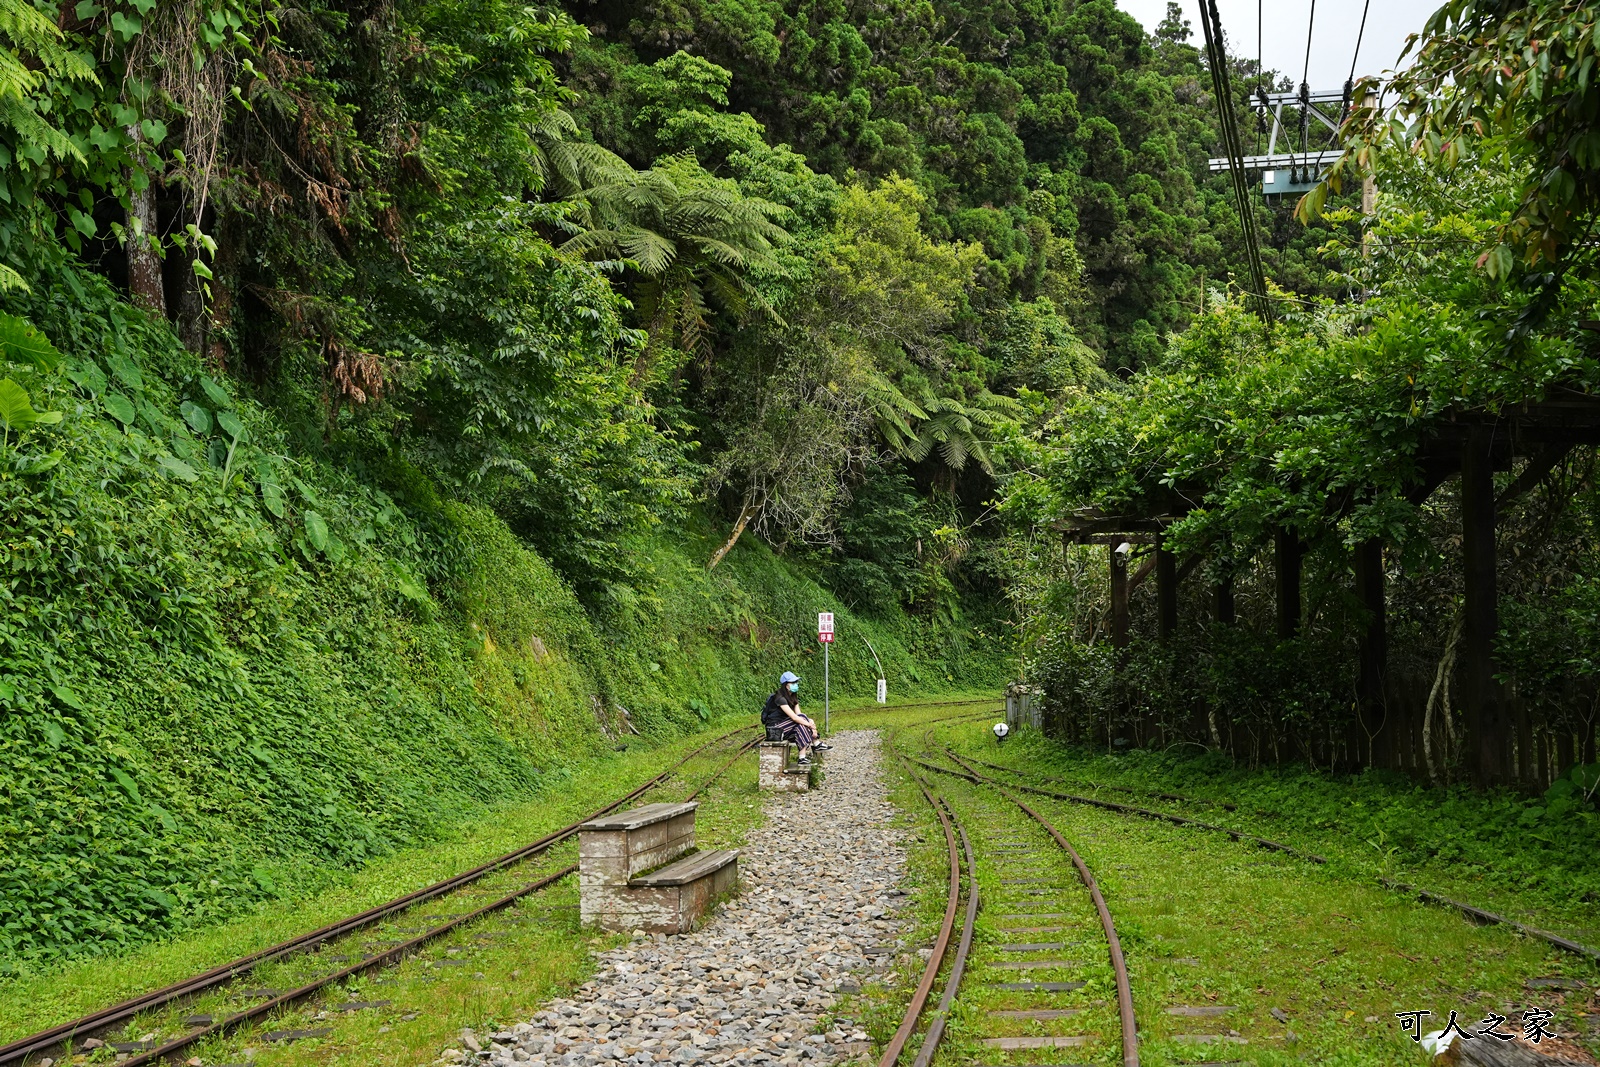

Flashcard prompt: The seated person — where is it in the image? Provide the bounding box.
[762,671,830,763]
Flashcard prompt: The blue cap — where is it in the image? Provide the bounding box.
[779,671,800,685]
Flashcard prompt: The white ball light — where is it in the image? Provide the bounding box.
[992,721,1010,739]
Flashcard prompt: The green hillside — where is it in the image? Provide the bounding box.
[0,266,1001,970]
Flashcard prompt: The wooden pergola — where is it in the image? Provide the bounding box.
[1052,385,1600,786]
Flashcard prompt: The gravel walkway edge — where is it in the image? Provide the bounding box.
[444,730,908,1067]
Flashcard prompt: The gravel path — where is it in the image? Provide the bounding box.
[463,730,906,1067]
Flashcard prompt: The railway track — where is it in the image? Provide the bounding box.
[2,727,760,1067]
[950,747,1600,964]
[882,741,1139,1067]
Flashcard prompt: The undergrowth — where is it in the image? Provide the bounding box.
[0,265,1005,972]
[992,731,1600,940]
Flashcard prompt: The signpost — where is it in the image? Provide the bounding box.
[877,678,887,704]
[862,636,887,705]
[817,612,834,735]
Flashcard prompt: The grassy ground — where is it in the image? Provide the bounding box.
[852,712,1600,1067]
[1,694,994,1067]
[977,730,1600,954]
[1,722,763,1066]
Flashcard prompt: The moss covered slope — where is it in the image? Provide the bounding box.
[0,267,1001,970]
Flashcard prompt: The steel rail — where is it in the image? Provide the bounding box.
[120,864,580,1067]
[997,785,1139,1067]
[950,753,1600,963]
[878,769,961,1067]
[907,743,1137,1066]
[833,697,1001,716]
[119,731,763,1067]
[909,807,977,1067]
[1378,878,1600,963]
[1,726,754,1067]
[685,738,761,801]
[957,753,1238,811]
[934,750,1326,864]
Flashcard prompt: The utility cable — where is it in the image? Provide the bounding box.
[1207,0,1270,312]
[1199,0,1270,319]
[1256,0,1265,153]
[1342,0,1372,121]
[1297,0,1316,180]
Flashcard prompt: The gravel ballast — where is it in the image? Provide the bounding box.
[457,729,906,1067]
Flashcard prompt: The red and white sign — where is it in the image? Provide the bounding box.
[817,612,834,635]
[818,632,834,644]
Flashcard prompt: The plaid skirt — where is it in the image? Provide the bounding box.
[766,718,816,748]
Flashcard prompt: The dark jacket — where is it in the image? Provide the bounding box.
[761,688,798,727]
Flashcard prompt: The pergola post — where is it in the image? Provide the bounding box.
[1109,542,1130,650]
[1213,571,1235,625]
[1354,538,1388,768]
[1156,541,1178,641]
[1461,429,1504,786]
[1274,528,1302,640]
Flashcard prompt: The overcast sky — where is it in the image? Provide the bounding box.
[1117,0,1439,89]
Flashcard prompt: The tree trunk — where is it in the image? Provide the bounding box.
[126,126,166,316]
[706,489,762,571]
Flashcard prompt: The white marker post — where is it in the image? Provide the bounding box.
[862,636,887,705]
[817,612,834,735]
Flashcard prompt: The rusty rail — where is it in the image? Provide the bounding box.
[1000,786,1140,1067]
[1378,878,1600,962]
[909,806,977,1067]
[1,726,756,1067]
[934,750,1326,863]
[957,753,1237,811]
[878,768,961,1067]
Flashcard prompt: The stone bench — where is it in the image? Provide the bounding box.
[758,741,816,792]
[578,801,738,933]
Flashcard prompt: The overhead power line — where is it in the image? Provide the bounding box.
[1343,0,1372,120]
[1198,0,1271,319]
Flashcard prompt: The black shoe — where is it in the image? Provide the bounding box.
[814,742,833,751]
[797,756,812,765]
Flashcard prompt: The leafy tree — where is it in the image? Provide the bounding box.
[560,157,789,378]
[1316,0,1600,279]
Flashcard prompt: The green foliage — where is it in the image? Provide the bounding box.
[1319,0,1600,275]
[0,261,1000,968]
[561,157,790,366]
[561,0,1292,368]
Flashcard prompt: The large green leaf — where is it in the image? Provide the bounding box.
[0,313,61,370]
[156,455,198,483]
[66,361,107,396]
[179,400,212,435]
[261,481,287,518]
[256,457,287,517]
[304,510,329,551]
[0,378,62,430]
[105,354,143,391]
[198,375,232,409]
[102,391,135,426]
[216,410,244,441]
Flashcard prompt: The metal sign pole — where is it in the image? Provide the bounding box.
[817,611,834,736]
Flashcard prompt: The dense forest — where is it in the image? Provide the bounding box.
[3,0,1598,966]
[1006,0,1600,810]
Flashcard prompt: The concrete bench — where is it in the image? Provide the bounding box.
[578,801,738,933]
[758,741,816,792]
